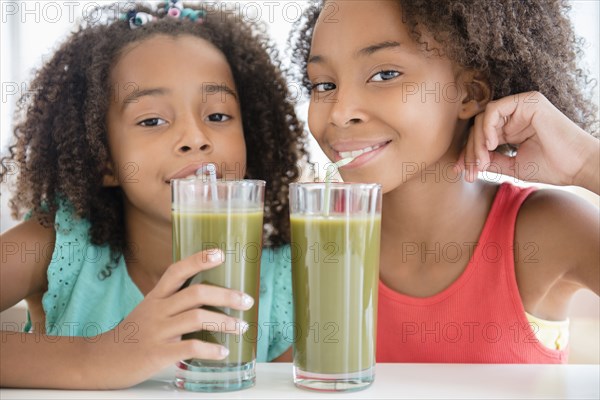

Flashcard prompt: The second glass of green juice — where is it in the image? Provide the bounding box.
[289,182,382,392]
[171,178,265,392]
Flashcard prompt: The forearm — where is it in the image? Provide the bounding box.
[0,331,89,389]
[0,331,101,389]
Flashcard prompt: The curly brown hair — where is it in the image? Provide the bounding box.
[1,2,308,254]
[290,0,598,136]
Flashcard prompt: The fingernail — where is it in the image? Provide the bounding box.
[220,346,229,357]
[207,250,223,263]
[486,139,492,150]
[240,294,254,308]
[476,159,481,166]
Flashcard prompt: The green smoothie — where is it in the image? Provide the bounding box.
[172,210,264,365]
[290,214,381,374]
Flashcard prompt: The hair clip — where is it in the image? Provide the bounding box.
[167,0,184,11]
[122,1,206,29]
[165,0,206,23]
[122,9,154,29]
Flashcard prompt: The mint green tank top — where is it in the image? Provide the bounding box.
[30,202,293,361]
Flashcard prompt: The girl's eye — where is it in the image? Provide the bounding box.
[208,113,231,122]
[138,117,166,127]
[310,82,336,93]
[370,70,401,82]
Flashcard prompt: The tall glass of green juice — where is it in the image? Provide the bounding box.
[289,182,382,392]
[171,178,265,392]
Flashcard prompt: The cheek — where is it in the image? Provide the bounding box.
[237,144,247,172]
[222,132,247,177]
[307,101,328,143]
[113,145,146,172]
[106,125,142,167]
[392,92,458,140]
[234,130,247,163]
[109,137,165,186]
[106,137,129,175]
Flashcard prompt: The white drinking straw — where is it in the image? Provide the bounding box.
[196,163,218,202]
[324,157,354,216]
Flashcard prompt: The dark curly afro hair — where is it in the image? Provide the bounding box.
[1,2,309,255]
[290,0,598,136]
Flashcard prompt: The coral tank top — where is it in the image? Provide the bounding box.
[377,183,568,363]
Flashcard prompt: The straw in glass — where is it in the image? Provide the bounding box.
[196,163,218,202]
[324,157,354,216]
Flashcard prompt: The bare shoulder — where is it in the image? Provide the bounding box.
[515,188,599,314]
[0,218,56,311]
[1,217,56,250]
[516,188,599,261]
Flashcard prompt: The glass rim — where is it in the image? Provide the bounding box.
[290,182,381,190]
[170,178,266,187]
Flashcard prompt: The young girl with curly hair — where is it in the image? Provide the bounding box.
[291,0,599,363]
[0,1,306,389]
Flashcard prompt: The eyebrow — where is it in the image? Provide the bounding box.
[357,41,401,56]
[121,84,238,110]
[308,40,402,64]
[122,88,166,109]
[203,83,238,100]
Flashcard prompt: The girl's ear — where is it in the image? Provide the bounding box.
[458,70,491,120]
[102,163,120,187]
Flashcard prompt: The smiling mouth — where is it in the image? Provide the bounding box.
[337,140,391,159]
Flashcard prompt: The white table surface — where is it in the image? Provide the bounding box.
[1,363,599,399]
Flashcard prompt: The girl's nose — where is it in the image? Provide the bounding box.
[328,86,369,127]
[175,120,212,154]
[178,142,210,153]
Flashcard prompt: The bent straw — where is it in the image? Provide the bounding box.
[324,157,354,216]
[196,163,218,202]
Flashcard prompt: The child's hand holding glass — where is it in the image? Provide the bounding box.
[92,249,252,389]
